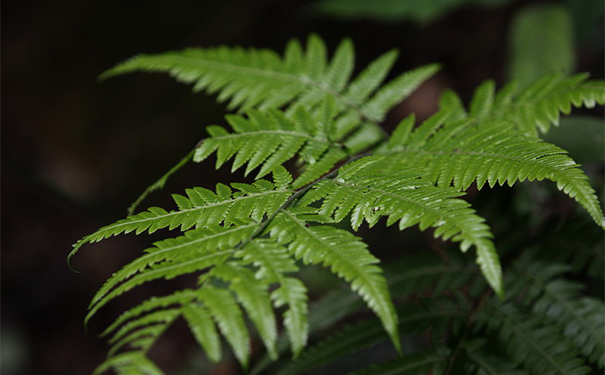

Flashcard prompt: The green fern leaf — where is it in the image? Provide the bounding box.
[361,63,440,121]
[478,301,591,375]
[193,107,348,184]
[508,261,605,368]
[89,222,257,313]
[100,290,196,338]
[101,35,437,126]
[303,159,503,295]
[279,297,468,375]
[107,308,181,347]
[211,263,278,359]
[182,302,222,363]
[93,352,166,375]
[269,210,401,353]
[69,178,292,267]
[481,73,604,135]
[238,239,309,357]
[86,243,232,324]
[379,117,605,228]
[198,285,251,370]
[107,324,166,358]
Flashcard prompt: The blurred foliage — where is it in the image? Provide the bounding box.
[508,4,575,89]
[314,0,510,24]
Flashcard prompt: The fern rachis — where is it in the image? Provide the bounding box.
[72,35,605,374]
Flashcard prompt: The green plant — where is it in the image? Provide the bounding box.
[71,35,604,374]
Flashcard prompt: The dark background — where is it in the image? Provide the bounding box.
[2,1,603,374]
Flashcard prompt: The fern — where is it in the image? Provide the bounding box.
[506,259,605,368]
[73,35,605,374]
[374,99,605,228]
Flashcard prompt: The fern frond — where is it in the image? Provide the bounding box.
[100,290,196,338]
[93,352,165,375]
[508,261,605,368]
[193,106,348,185]
[107,321,170,358]
[107,308,181,347]
[302,158,502,296]
[210,263,278,359]
[478,301,591,375]
[89,222,257,313]
[69,177,292,267]
[279,297,469,375]
[101,35,438,124]
[237,239,309,357]
[269,210,401,352]
[198,285,251,370]
[182,302,221,363]
[467,74,605,135]
[379,117,605,228]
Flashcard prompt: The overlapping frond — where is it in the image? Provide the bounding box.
[78,33,605,375]
[101,35,438,125]
[93,352,166,375]
[237,239,309,357]
[86,221,257,323]
[279,297,469,375]
[268,210,401,351]
[378,113,605,228]
[477,301,590,375]
[193,105,349,186]
[300,157,503,296]
[467,74,605,135]
[507,260,605,368]
[108,35,439,211]
[69,175,292,267]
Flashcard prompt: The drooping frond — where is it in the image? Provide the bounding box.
[85,221,259,322]
[182,302,221,363]
[78,33,605,375]
[94,352,166,375]
[477,301,591,375]
[300,157,503,296]
[101,35,439,126]
[198,285,251,370]
[269,210,401,352]
[236,239,309,357]
[378,113,605,228]
[89,222,257,314]
[507,260,605,368]
[69,176,292,267]
[279,297,469,375]
[466,74,605,135]
[99,290,195,338]
[210,263,278,360]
